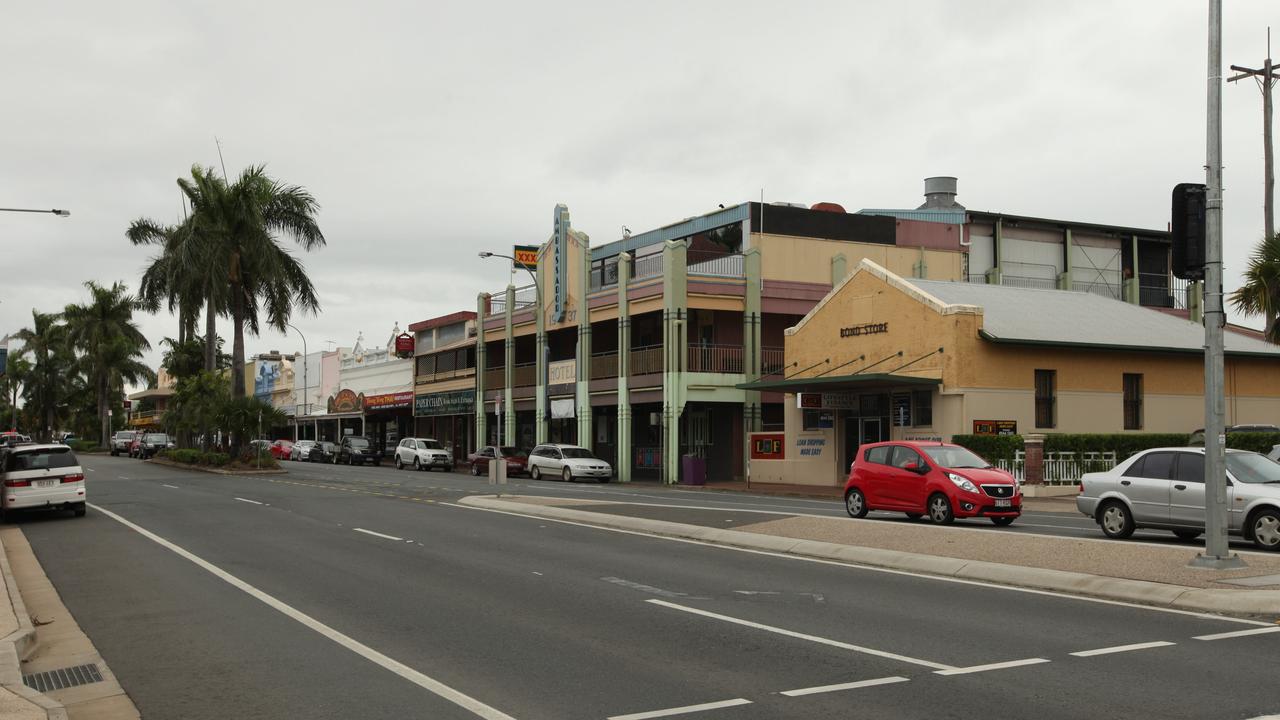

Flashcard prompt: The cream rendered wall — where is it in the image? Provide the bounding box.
[755,233,963,285]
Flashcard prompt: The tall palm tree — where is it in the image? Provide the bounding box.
[12,310,70,442]
[179,164,324,401]
[128,216,225,370]
[63,282,155,446]
[1229,233,1280,343]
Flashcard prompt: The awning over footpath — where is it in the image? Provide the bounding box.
[736,372,940,394]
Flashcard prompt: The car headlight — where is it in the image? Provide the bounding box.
[946,472,978,493]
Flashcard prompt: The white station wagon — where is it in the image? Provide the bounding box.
[527,444,612,483]
[1,444,87,520]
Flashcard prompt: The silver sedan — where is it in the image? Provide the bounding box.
[1077,447,1280,550]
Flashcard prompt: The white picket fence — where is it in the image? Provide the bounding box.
[995,451,1118,485]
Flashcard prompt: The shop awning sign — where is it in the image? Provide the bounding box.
[365,391,413,411]
[415,389,475,416]
[797,392,857,410]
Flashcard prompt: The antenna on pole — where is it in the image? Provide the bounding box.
[214,136,229,180]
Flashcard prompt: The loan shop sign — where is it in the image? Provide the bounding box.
[415,389,476,417]
[839,322,888,338]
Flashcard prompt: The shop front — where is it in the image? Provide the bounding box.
[414,389,475,463]
[365,391,414,457]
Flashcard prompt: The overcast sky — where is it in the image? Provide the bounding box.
[3,1,1278,379]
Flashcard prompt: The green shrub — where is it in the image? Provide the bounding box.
[67,439,103,453]
[160,448,233,467]
[1225,432,1280,454]
[950,434,1024,462]
[952,433,1193,462]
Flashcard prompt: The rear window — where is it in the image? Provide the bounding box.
[6,447,79,472]
[864,446,890,465]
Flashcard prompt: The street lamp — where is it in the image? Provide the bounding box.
[286,322,308,441]
[479,250,547,445]
[0,208,70,217]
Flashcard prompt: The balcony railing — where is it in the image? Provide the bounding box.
[512,362,536,387]
[687,343,744,373]
[484,367,505,390]
[688,253,744,278]
[761,346,786,376]
[485,284,538,316]
[1000,274,1058,291]
[630,345,664,375]
[633,253,663,281]
[591,351,618,379]
[128,410,164,427]
[1072,278,1122,300]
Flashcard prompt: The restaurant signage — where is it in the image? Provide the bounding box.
[839,322,888,338]
[414,389,476,417]
[394,333,415,359]
[364,391,413,411]
[328,389,363,414]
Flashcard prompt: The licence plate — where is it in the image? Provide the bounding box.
[34,479,57,488]
[994,498,1011,508]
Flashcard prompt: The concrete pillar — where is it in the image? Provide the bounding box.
[504,285,516,445]
[1124,234,1141,305]
[986,218,1003,285]
[830,253,847,286]
[742,247,763,482]
[661,240,689,485]
[576,236,592,450]
[1023,433,1045,485]
[1057,228,1073,290]
[475,293,489,448]
[617,254,632,483]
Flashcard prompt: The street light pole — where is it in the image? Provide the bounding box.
[480,251,547,445]
[287,322,308,441]
[0,208,70,217]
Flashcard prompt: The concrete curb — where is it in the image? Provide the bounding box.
[460,496,1280,618]
[0,534,68,720]
[147,458,287,476]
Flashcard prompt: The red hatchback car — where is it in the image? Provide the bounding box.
[269,439,294,461]
[844,441,1021,526]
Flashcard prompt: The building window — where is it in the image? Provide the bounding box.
[912,390,933,427]
[416,355,436,377]
[1034,370,1056,429]
[1123,373,1143,430]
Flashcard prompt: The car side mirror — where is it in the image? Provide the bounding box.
[903,462,920,472]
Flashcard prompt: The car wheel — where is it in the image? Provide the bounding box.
[1172,529,1202,542]
[905,513,923,520]
[844,488,868,518]
[1249,508,1280,551]
[413,458,421,471]
[530,466,541,480]
[471,463,481,476]
[1098,500,1136,539]
[395,456,403,470]
[562,467,573,483]
[927,493,954,525]
[991,516,1016,527]
[72,503,86,518]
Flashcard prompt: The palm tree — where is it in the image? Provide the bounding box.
[12,310,70,442]
[1229,233,1280,343]
[178,164,324,401]
[128,216,225,370]
[63,282,155,446]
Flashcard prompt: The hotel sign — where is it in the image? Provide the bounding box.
[840,322,888,338]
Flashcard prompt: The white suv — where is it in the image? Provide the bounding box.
[395,438,453,472]
[1,444,86,520]
[528,444,612,483]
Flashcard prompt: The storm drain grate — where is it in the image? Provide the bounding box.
[22,663,103,693]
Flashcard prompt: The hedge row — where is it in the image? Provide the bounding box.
[951,432,1280,462]
[160,449,232,466]
[66,440,103,453]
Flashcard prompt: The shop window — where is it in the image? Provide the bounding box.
[1035,369,1056,429]
[437,322,465,347]
[1123,373,1143,430]
[803,410,833,430]
[912,390,933,427]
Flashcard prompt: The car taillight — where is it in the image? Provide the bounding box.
[61,473,85,483]
[3,479,30,488]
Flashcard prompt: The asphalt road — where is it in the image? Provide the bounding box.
[12,454,1280,720]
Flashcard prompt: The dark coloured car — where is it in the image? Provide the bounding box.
[138,433,174,459]
[309,441,338,463]
[468,446,528,477]
[844,441,1021,526]
[335,436,380,466]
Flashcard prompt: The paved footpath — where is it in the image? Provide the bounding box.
[5,454,1280,719]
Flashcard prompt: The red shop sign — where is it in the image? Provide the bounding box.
[364,391,413,411]
[394,333,415,359]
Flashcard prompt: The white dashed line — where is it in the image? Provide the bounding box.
[162,484,179,489]
[353,528,404,541]
[1194,626,1280,641]
[645,599,955,671]
[234,497,264,505]
[780,675,909,697]
[608,697,752,719]
[1070,641,1175,657]
[935,658,1050,675]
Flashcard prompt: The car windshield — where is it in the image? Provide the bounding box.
[1227,452,1280,484]
[5,447,78,472]
[145,434,168,443]
[921,446,991,469]
[561,448,595,459]
[348,438,369,447]
[318,442,335,450]
[417,440,443,450]
[500,446,526,458]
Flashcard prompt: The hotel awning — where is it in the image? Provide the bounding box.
[736,372,940,394]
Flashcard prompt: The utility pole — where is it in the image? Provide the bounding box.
[1229,28,1280,336]
[1192,0,1246,570]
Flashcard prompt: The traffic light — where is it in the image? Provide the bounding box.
[1171,183,1207,280]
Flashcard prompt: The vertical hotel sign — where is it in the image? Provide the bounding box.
[553,204,569,323]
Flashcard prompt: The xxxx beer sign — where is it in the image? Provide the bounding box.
[328,388,364,414]
[513,245,540,269]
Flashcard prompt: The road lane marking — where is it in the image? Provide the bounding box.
[935,658,1050,675]
[162,484,179,489]
[1069,641,1175,657]
[645,599,956,671]
[445,502,1273,627]
[602,577,708,600]
[87,503,517,720]
[780,675,909,697]
[1194,626,1280,641]
[354,528,404,541]
[234,497,264,505]
[608,698,752,720]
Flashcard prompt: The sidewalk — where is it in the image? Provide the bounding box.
[0,533,66,720]
[679,480,1081,514]
[463,494,1280,617]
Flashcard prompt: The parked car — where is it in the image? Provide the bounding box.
[110,430,137,457]
[138,433,174,459]
[290,440,318,461]
[394,438,453,472]
[527,444,612,482]
[1270,444,1280,464]
[268,439,294,461]
[247,439,271,455]
[58,433,76,445]
[468,446,528,477]
[309,441,338,463]
[0,432,32,448]
[843,441,1021,526]
[335,436,380,466]
[1188,424,1280,446]
[1077,446,1280,550]
[1,443,86,520]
